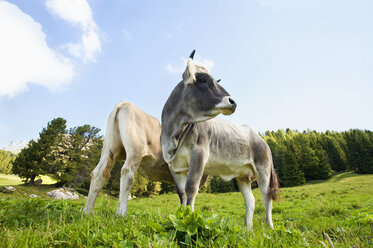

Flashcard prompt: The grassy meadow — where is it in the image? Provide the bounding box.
[0,172,372,247]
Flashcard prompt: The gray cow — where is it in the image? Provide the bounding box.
[161,51,279,229]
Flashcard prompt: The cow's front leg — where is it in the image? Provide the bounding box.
[171,172,188,206]
[185,149,207,211]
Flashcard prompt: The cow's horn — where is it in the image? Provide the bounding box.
[189,50,196,59]
[217,79,221,83]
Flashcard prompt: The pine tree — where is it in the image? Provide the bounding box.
[48,125,102,188]
[365,130,373,144]
[0,150,14,174]
[265,134,305,187]
[278,142,305,186]
[344,130,363,172]
[12,118,67,184]
[353,130,373,173]
[320,134,346,172]
[12,140,42,184]
[307,132,333,179]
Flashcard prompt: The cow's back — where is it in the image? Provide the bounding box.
[116,102,161,155]
[116,101,173,183]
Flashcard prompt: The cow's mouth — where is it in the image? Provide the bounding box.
[214,96,237,116]
[220,107,236,115]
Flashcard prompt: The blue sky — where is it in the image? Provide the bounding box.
[0,0,372,148]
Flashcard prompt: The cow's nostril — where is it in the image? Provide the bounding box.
[228,98,236,106]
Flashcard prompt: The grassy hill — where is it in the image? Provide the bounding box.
[1,172,372,247]
[0,173,56,186]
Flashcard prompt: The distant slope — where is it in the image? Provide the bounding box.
[2,140,28,154]
[0,173,56,186]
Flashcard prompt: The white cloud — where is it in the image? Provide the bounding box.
[0,1,74,97]
[166,56,215,74]
[63,42,82,58]
[195,58,215,72]
[166,64,183,74]
[46,0,101,62]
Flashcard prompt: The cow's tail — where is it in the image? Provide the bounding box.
[268,162,280,201]
[101,102,123,180]
[102,104,120,153]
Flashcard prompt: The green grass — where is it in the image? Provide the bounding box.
[1,172,372,247]
[0,173,56,186]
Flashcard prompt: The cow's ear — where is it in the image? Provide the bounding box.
[182,58,196,85]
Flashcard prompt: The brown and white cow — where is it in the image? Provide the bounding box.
[83,101,174,216]
[161,51,279,229]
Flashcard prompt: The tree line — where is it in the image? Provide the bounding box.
[263,129,373,186]
[1,118,373,197]
[10,118,102,190]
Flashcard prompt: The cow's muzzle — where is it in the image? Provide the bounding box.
[215,96,237,115]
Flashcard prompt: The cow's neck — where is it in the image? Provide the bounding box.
[162,109,195,162]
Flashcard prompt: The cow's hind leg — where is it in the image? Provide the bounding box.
[257,167,274,229]
[84,153,113,215]
[116,156,140,216]
[237,176,255,229]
